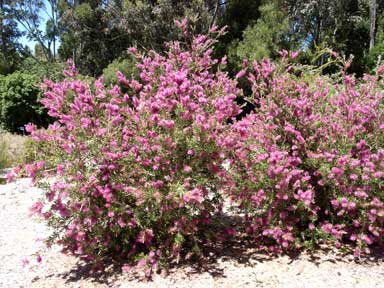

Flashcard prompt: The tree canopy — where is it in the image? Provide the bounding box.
[2,0,384,130]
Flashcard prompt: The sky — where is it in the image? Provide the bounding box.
[19,30,36,51]
[17,0,51,52]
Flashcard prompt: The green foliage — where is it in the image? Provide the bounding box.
[102,56,138,87]
[59,0,216,76]
[366,15,384,72]
[283,0,371,75]
[232,1,293,65]
[21,57,66,81]
[0,0,24,74]
[0,71,49,133]
[219,0,262,41]
[73,3,95,23]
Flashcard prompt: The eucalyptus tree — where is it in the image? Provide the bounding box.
[11,0,60,62]
[0,0,24,73]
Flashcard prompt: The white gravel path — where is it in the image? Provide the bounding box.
[0,179,383,288]
[0,178,48,287]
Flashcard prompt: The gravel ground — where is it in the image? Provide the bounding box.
[0,179,383,288]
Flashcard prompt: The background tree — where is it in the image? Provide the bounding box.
[283,0,371,74]
[231,0,294,65]
[58,0,217,76]
[214,0,263,73]
[0,0,24,74]
[11,0,60,63]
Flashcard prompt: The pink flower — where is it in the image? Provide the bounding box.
[183,188,204,204]
[235,69,246,79]
[30,201,44,216]
[107,211,115,218]
[137,229,154,247]
[356,140,366,150]
[21,257,29,267]
[291,51,299,59]
[25,123,37,133]
[6,171,15,183]
[137,258,147,267]
[309,223,315,230]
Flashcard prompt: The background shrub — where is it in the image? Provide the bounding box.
[0,72,51,133]
[102,56,139,87]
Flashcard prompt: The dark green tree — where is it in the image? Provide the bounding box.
[58,0,217,76]
[231,0,295,65]
[0,71,50,133]
[284,0,371,74]
[0,0,24,74]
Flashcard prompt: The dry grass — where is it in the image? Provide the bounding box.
[0,131,28,169]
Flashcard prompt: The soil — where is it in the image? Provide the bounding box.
[0,179,383,288]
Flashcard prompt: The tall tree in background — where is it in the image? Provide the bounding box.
[59,0,217,76]
[58,0,131,76]
[370,0,377,50]
[0,0,24,74]
[233,0,294,64]
[11,0,60,62]
[45,0,60,59]
[112,0,217,51]
[215,0,263,71]
[284,0,370,74]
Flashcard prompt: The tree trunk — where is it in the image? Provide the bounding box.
[314,15,322,46]
[0,0,7,61]
[52,1,56,61]
[369,0,377,51]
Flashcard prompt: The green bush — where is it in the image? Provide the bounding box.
[230,1,293,67]
[102,56,139,87]
[0,71,50,133]
[21,58,66,82]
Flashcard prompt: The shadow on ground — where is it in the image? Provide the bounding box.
[56,238,384,285]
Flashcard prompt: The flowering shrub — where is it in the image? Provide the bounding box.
[221,55,384,255]
[14,26,384,275]
[23,23,240,274]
